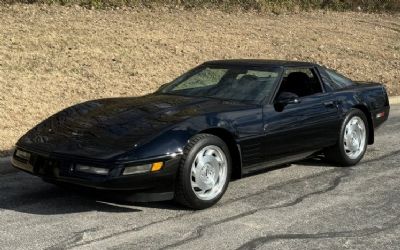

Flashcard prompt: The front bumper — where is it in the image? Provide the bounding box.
[11,148,181,201]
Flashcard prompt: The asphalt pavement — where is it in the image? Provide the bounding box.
[1,105,399,250]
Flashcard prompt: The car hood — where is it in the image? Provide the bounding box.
[17,94,243,160]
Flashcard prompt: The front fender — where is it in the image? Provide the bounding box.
[114,115,239,163]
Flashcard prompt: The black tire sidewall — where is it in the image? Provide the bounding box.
[338,109,369,166]
[180,135,232,209]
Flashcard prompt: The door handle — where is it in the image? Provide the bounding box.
[323,101,335,108]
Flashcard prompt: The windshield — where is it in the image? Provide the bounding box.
[160,65,282,103]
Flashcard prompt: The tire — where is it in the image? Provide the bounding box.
[324,109,369,166]
[174,134,231,209]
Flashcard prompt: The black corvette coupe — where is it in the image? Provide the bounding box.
[12,60,390,209]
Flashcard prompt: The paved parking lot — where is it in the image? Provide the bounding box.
[1,105,399,250]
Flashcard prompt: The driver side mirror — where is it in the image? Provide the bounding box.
[275,92,301,105]
[274,92,300,112]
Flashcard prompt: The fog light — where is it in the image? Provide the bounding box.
[15,150,31,160]
[123,164,152,175]
[76,164,109,175]
[123,162,164,175]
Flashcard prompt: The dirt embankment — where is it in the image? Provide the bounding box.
[0,5,399,156]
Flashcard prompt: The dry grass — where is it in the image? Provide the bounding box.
[1,0,400,12]
[0,5,399,156]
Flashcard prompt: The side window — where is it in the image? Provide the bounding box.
[277,67,323,98]
[325,68,354,89]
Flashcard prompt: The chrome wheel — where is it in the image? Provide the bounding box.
[343,116,366,160]
[190,145,228,201]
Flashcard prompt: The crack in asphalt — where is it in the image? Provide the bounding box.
[158,169,351,249]
[235,216,400,250]
[215,168,337,208]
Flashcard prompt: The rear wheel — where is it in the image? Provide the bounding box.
[325,109,368,166]
[175,134,231,209]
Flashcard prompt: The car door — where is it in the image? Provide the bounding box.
[260,67,341,163]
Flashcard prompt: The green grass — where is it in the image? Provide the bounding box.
[1,0,399,12]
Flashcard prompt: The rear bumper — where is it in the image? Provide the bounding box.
[11,149,181,201]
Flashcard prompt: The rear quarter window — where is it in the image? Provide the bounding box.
[325,68,354,89]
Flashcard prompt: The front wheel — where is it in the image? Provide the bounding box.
[325,109,369,166]
[175,134,231,209]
